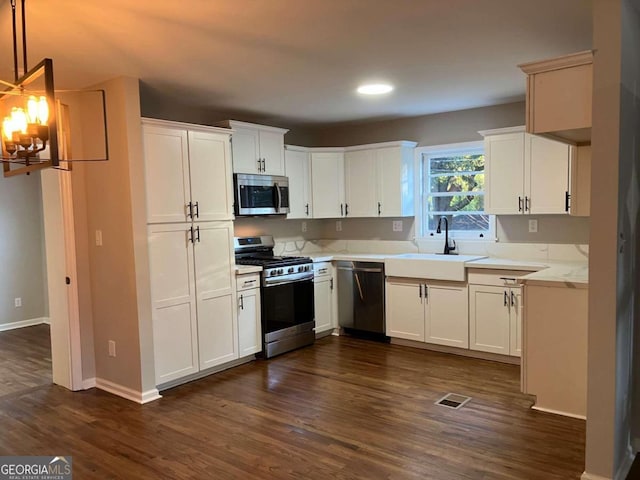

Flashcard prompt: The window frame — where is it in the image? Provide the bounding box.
[415,141,496,241]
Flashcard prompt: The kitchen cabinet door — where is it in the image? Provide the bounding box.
[237,287,262,356]
[311,152,346,218]
[259,129,285,176]
[345,149,377,217]
[314,276,334,334]
[148,224,199,385]
[484,132,525,215]
[385,280,425,341]
[230,128,261,174]
[376,146,414,217]
[285,148,313,219]
[193,221,238,370]
[143,125,191,224]
[188,130,234,221]
[469,285,510,355]
[509,288,522,357]
[526,135,571,214]
[424,284,468,348]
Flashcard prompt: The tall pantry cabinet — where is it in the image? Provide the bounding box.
[142,118,238,386]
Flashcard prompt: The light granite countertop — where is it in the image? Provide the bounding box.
[235,265,262,275]
[306,253,588,286]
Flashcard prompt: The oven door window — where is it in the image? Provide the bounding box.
[262,279,314,333]
[239,185,276,209]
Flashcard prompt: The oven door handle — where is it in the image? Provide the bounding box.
[263,272,314,287]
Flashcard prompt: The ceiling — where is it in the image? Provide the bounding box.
[0,0,592,127]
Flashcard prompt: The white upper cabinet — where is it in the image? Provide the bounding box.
[344,143,416,218]
[482,127,577,216]
[484,131,525,215]
[526,134,571,214]
[376,145,415,217]
[217,120,288,175]
[311,151,346,219]
[142,119,234,223]
[284,146,313,219]
[187,131,235,222]
[345,149,377,217]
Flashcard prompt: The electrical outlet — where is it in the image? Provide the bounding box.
[301,221,307,233]
[108,340,116,357]
[392,220,403,232]
[14,297,22,308]
[95,230,103,247]
[528,219,538,233]
[336,220,342,232]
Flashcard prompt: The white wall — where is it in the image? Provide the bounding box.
[0,172,47,327]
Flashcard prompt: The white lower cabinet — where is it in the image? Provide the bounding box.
[236,273,262,356]
[468,281,522,357]
[386,279,468,348]
[313,262,336,334]
[148,221,238,385]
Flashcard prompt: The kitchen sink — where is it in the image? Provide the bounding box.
[384,253,487,281]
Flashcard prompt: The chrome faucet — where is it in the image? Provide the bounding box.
[436,216,456,255]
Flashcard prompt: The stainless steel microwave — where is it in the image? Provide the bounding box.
[234,173,290,216]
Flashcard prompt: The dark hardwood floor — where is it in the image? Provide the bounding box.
[0,324,51,397]
[0,336,585,479]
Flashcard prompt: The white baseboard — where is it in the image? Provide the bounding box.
[614,447,635,480]
[582,473,611,480]
[581,446,635,480]
[96,378,161,404]
[531,405,586,420]
[0,317,49,332]
[81,377,96,390]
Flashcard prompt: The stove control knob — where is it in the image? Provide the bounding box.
[270,270,277,277]
[278,268,284,275]
[305,265,310,272]
[297,266,303,273]
[288,267,294,274]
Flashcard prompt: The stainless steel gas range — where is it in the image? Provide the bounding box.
[234,236,315,358]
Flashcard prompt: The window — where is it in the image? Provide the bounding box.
[417,142,494,239]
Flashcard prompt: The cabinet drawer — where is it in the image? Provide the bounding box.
[468,269,530,287]
[237,274,260,292]
[314,262,332,278]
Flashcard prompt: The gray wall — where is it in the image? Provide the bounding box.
[0,172,47,325]
[302,102,526,147]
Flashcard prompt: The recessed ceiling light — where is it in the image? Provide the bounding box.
[357,83,394,95]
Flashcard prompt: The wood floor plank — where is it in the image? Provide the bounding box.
[0,335,584,479]
[0,324,51,397]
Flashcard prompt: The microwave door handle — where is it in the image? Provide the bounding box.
[274,182,282,212]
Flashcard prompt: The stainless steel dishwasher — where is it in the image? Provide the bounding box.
[337,261,387,338]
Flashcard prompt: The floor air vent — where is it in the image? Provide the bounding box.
[435,393,471,410]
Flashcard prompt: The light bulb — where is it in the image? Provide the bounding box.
[27,96,38,123]
[38,96,49,125]
[10,107,27,134]
[2,116,13,141]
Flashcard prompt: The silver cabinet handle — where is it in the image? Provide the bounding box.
[419,284,422,298]
[195,225,200,243]
[511,291,516,306]
[187,201,193,219]
[188,226,194,244]
[345,203,349,216]
[424,285,428,302]
[518,196,523,212]
[525,196,530,211]
[504,291,508,307]
[194,201,199,219]
[378,202,381,215]
[239,294,244,310]
[340,203,344,216]
[318,268,328,274]
[305,203,309,216]
[330,277,334,290]
[243,279,256,287]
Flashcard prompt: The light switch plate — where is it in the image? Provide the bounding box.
[528,219,538,233]
[301,221,307,233]
[336,220,342,232]
[95,229,103,246]
[392,220,403,232]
